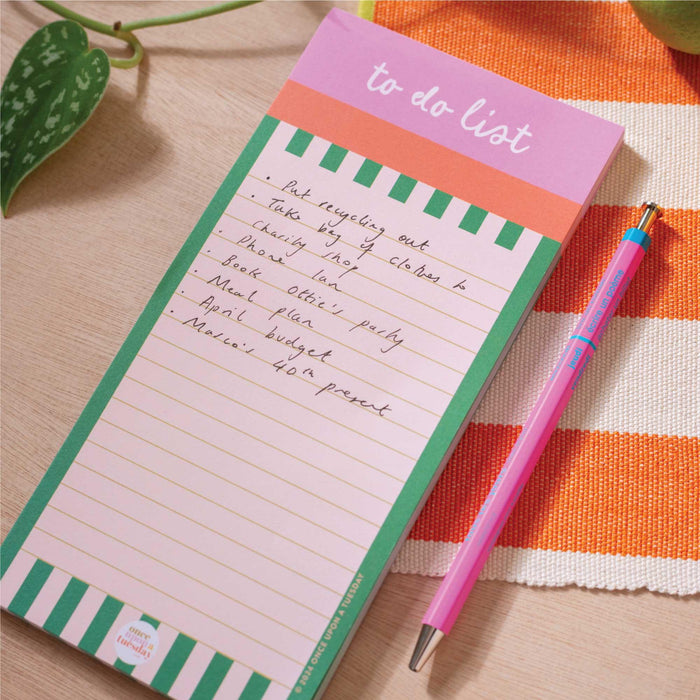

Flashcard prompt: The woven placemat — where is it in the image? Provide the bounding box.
[366,0,699,594]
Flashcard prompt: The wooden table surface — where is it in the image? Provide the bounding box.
[1,2,698,698]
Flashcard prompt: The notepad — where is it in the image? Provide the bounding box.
[1,9,623,699]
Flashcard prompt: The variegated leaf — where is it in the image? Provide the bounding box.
[1,20,110,214]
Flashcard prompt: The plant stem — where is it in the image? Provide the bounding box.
[36,0,114,35]
[120,0,262,32]
[36,0,262,69]
[36,0,144,68]
[110,32,145,70]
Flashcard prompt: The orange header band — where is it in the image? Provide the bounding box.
[269,80,581,244]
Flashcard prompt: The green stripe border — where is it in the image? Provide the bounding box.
[319,144,348,172]
[0,115,280,578]
[388,174,417,203]
[43,577,88,636]
[459,204,488,233]
[240,672,271,699]
[7,559,53,617]
[353,158,382,187]
[190,652,233,700]
[286,128,314,157]
[151,633,196,694]
[78,595,123,655]
[423,190,452,218]
[496,221,525,250]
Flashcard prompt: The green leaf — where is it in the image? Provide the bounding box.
[1,20,110,215]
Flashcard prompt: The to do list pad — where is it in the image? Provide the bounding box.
[1,10,623,700]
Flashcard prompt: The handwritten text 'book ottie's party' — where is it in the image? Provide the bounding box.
[1,9,623,700]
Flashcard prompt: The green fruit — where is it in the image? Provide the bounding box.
[629,0,700,54]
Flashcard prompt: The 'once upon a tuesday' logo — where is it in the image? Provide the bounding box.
[114,620,159,666]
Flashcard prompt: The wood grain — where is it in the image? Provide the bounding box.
[1,2,698,698]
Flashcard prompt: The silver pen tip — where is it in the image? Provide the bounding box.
[409,624,444,672]
[637,202,663,233]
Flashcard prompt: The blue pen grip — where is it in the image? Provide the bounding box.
[622,226,652,251]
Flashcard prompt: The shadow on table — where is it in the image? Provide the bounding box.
[3,80,169,219]
[426,579,518,694]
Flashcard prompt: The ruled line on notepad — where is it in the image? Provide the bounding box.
[95,382,386,546]
[96,384,389,525]
[161,308,448,438]
[26,529,307,672]
[136,350,418,462]
[248,171,513,294]
[118,374,410,486]
[169,283,452,408]
[161,311,433,442]
[90,396,390,551]
[217,211,493,339]
[98,412,392,515]
[78,437,371,558]
[57,482,332,621]
[150,331,441,448]
[94,374,389,527]
[209,223,484,361]
[182,269,459,406]
[200,238,480,363]
[186,257,466,381]
[102,400,394,505]
[233,186,505,313]
[98,399,375,559]
[77,450,355,590]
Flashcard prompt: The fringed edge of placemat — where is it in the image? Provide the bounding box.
[392,541,700,596]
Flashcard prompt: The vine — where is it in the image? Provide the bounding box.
[36,1,261,68]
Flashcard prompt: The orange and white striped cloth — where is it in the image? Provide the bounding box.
[363,0,699,594]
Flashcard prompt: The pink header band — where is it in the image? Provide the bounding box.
[289,9,624,206]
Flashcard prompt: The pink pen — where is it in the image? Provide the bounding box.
[410,202,663,672]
